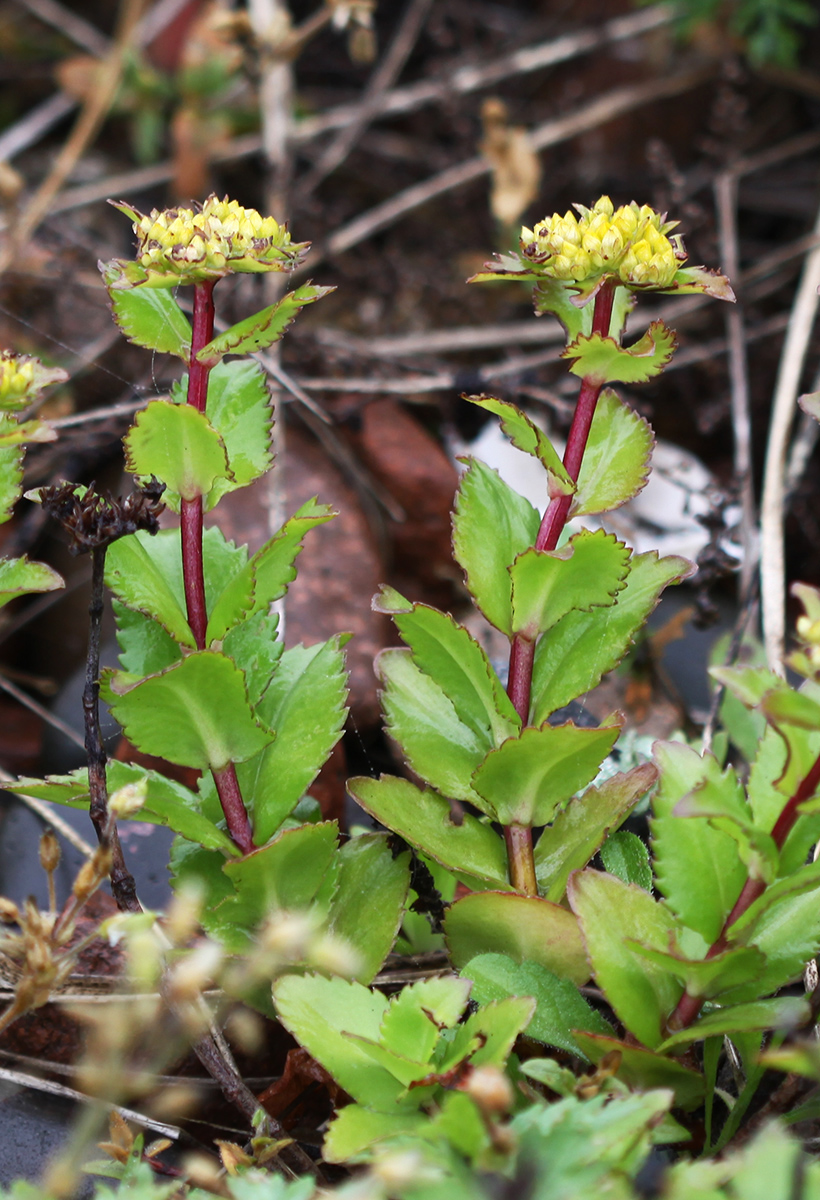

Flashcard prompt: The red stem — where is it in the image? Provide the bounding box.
[181,279,254,855]
[213,764,255,856]
[182,280,216,651]
[502,278,618,895]
[667,747,820,1032]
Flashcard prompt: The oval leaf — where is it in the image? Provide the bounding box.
[444,890,589,985]
[102,651,273,770]
[510,529,630,639]
[571,388,654,517]
[471,718,622,827]
[124,400,231,504]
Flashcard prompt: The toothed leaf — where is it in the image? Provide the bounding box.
[571,388,654,516]
[196,285,333,365]
[562,320,677,385]
[124,399,230,505]
[510,529,630,639]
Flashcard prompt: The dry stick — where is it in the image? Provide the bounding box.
[297,0,434,199]
[503,278,617,898]
[714,173,757,604]
[17,0,112,55]
[84,545,140,913]
[307,66,713,270]
[0,0,145,277]
[294,3,677,139]
[759,200,820,675]
[48,7,682,217]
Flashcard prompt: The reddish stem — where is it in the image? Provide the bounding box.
[181,280,216,651]
[667,746,820,1032]
[187,279,216,412]
[502,278,617,895]
[181,497,207,651]
[180,279,253,855]
[213,763,255,856]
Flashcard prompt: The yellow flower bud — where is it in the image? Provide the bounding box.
[105,194,310,289]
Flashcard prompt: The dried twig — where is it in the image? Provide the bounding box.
[16,0,111,56]
[714,172,757,602]
[0,0,146,277]
[297,0,434,198]
[760,200,820,673]
[306,66,713,269]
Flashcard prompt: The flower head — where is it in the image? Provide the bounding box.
[104,194,309,289]
[520,196,684,290]
[475,195,734,306]
[0,352,67,412]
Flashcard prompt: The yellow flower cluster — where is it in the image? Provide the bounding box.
[0,352,67,412]
[520,196,685,289]
[110,195,308,287]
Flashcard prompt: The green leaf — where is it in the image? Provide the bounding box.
[462,395,573,497]
[651,741,747,942]
[0,445,23,525]
[113,600,183,676]
[11,761,236,853]
[176,360,275,509]
[327,836,411,984]
[206,497,335,643]
[571,388,654,517]
[271,974,403,1110]
[670,742,778,884]
[627,942,766,1001]
[348,775,508,888]
[124,400,231,505]
[747,720,820,878]
[510,530,631,639]
[722,861,820,1003]
[0,556,62,608]
[571,1032,705,1109]
[470,717,622,826]
[378,976,471,1063]
[196,285,333,365]
[568,870,683,1049]
[374,585,520,745]
[531,276,587,339]
[658,997,811,1052]
[102,651,273,770]
[323,1107,429,1164]
[535,763,657,901]
[444,891,589,985]
[562,320,677,385]
[451,458,540,636]
[461,952,610,1057]
[209,822,339,951]
[600,830,652,890]
[103,274,192,359]
[221,610,282,708]
[238,638,348,844]
[377,649,491,809]
[106,531,195,648]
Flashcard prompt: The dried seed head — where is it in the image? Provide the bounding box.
[39,828,61,874]
[108,780,147,819]
[462,1064,514,1115]
[0,897,20,924]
